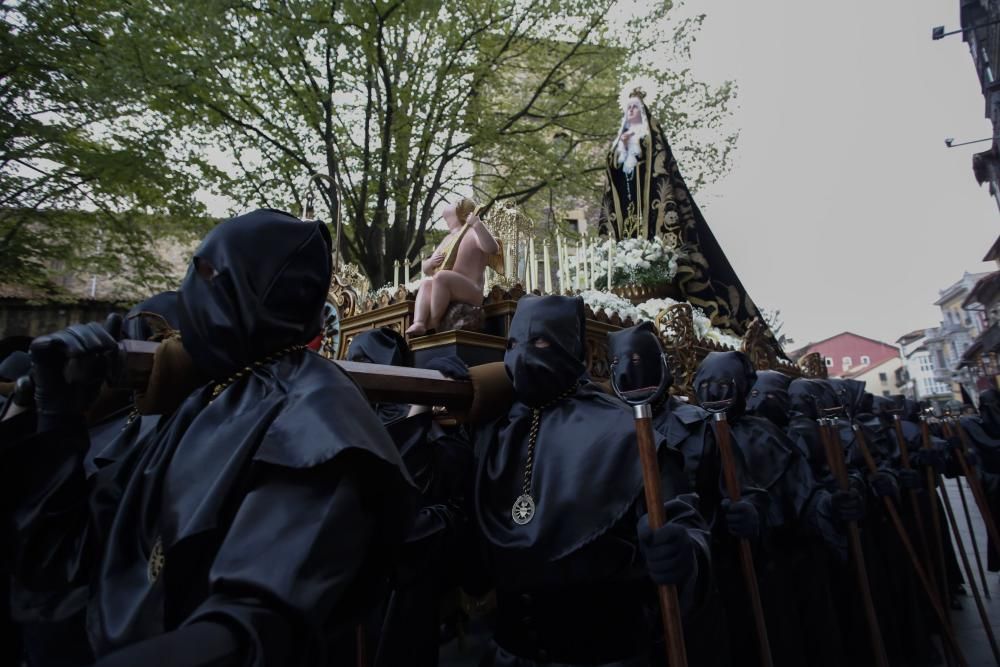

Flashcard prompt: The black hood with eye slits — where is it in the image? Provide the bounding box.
[178,208,332,380]
[693,351,757,422]
[747,370,791,427]
[607,321,671,396]
[503,295,587,407]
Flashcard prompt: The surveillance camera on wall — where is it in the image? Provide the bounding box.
[945,138,954,147]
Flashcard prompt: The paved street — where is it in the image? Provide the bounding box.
[944,478,1000,667]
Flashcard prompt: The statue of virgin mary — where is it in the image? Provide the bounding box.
[600,89,769,340]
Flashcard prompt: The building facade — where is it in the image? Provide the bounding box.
[961,0,1000,215]
[842,356,904,398]
[793,331,901,378]
[925,272,991,401]
[896,328,955,404]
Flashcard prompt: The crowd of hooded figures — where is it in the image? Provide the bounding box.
[3,207,1000,667]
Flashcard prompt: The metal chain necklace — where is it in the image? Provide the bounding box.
[210,344,307,401]
[511,386,577,526]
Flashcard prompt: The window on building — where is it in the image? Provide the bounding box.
[824,357,833,367]
[861,355,871,365]
[919,355,934,372]
[842,356,852,369]
[563,218,579,234]
[878,372,888,383]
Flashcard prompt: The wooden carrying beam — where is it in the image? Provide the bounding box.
[117,343,475,410]
[335,360,472,410]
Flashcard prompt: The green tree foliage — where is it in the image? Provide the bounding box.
[0,1,217,298]
[4,0,737,287]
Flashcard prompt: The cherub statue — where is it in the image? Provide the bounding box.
[405,197,501,336]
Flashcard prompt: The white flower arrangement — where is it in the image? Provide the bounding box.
[578,289,640,323]
[556,236,682,290]
[367,283,401,303]
[577,290,742,350]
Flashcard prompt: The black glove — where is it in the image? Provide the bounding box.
[912,447,947,475]
[830,489,865,523]
[947,438,979,468]
[30,321,118,430]
[870,471,899,499]
[424,355,470,381]
[637,500,697,586]
[897,468,923,492]
[721,498,759,539]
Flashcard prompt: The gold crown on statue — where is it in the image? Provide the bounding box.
[628,87,647,100]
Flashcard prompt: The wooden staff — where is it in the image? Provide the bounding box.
[708,409,774,667]
[634,402,689,667]
[920,417,953,612]
[853,423,968,666]
[609,352,688,667]
[951,420,1000,566]
[891,415,938,595]
[818,419,888,667]
[942,419,990,599]
[957,475,991,599]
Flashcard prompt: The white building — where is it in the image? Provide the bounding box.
[896,328,953,404]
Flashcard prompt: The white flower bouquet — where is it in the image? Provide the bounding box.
[557,236,682,290]
[577,290,742,350]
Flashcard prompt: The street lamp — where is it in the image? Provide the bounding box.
[932,18,1000,40]
[944,136,994,148]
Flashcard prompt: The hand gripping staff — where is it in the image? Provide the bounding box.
[852,420,969,667]
[817,414,888,667]
[700,393,773,667]
[609,352,688,667]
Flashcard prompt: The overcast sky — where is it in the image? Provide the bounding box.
[680,0,998,347]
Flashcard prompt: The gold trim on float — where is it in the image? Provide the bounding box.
[409,330,508,352]
[340,301,414,329]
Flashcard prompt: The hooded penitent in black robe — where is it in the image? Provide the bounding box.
[826,379,941,666]
[747,371,848,667]
[599,95,765,337]
[8,209,414,666]
[14,292,187,667]
[608,322,769,666]
[346,327,412,425]
[346,325,474,666]
[472,296,712,667]
[694,354,838,667]
[961,389,1000,571]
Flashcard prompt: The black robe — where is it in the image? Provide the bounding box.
[474,383,711,667]
[9,209,414,666]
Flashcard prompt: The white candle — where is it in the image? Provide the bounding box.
[393,260,400,286]
[607,241,613,290]
[583,236,590,289]
[404,258,410,285]
[528,238,536,292]
[543,240,552,294]
[576,241,583,290]
[556,234,565,292]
